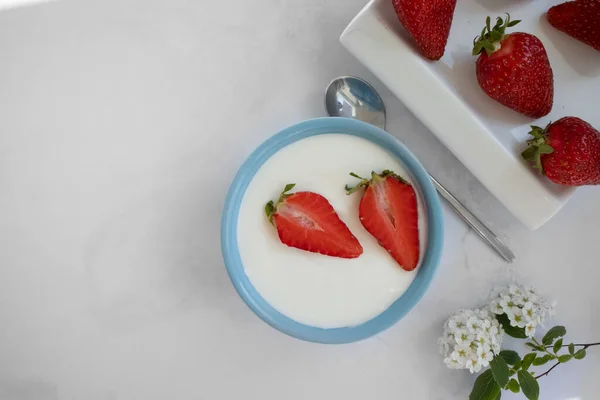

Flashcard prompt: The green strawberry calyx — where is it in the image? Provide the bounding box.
[521,125,555,174]
[265,183,296,225]
[345,170,410,195]
[472,14,521,56]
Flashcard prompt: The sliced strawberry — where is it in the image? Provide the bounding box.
[346,171,420,271]
[265,184,363,258]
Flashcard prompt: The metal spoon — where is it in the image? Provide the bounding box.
[325,76,515,262]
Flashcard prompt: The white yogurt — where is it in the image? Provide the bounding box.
[236,134,427,328]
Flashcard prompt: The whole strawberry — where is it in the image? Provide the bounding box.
[472,15,554,118]
[547,0,600,52]
[522,117,600,186]
[392,0,457,60]
[265,184,363,258]
[346,170,420,271]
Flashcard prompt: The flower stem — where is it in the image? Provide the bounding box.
[544,342,600,349]
[536,341,599,379]
[535,362,560,379]
[534,337,558,358]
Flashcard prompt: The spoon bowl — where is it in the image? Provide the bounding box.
[325,76,386,130]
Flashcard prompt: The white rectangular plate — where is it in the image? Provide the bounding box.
[341,0,600,230]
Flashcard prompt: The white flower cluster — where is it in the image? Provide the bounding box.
[489,284,555,338]
[438,308,504,373]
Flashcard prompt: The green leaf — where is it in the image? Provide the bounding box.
[525,342,544,352]
[507,19,522,27]
[490,355,510,388]
[558,354,572,363]
[500,350,521,365]
[532,354,553,366]
[521,146,538,161]
[528,125,545,139]
[490,30,502,41]
[568,343,575,355]
[470,370,501,400]
[493,17,503,30]
[507,378,520,393]
[265,201,275,223]
[508,369,516,377]
[283,183,296,193]
[538,143,554,154]
[518,370,540,400]
[574,349,587,360]
[521,353,536,371]
[553,338,563,353]
[496,314,527,339]
[542,326,566,345]
[513,360,522,371]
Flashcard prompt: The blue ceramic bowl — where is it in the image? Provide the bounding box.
[221,118,444,343]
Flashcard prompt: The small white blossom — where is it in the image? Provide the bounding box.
[454,329,474,346]
[466,358,483,373]
[451,345,470,364]
[509,284,523,296]
[512,295,526,307]
[476,331,488,345]
[444,357,462,369]
[509,308,527,328]
[438,308,504,373]
[488,283,554,338]
[477,344,494,367]
[491,341,501,354]
[489,298,504,315]
[525,321,537,337]
[499,295,514,310]
[467,316,482,334]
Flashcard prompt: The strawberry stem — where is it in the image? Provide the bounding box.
[345,170,410,195]
[265,201,276,224]
[265,183,296,225]
[345,172,370,195]
[521,125,554,174]
[472,14,521,56]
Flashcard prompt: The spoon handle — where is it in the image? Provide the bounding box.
[429,176,515,263]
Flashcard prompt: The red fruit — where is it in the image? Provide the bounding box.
[265,184,363,258]
[346,171,420,271]
[392,0,457,60]
[472,15,554,118]
[547,0,600,52]
[521,117,600,186]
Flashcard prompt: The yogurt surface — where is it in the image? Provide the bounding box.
[237,134,427,328]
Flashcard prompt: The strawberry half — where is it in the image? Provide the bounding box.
[472,15,554,118]
[522,117,600,186]
[547,0,600,52]
[265,184,363,258]
[346,171,420,271]
[392,0,457,60]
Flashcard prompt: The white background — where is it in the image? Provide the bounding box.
[0,0,598,399]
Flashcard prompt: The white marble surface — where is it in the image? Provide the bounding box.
[0,0,597,399]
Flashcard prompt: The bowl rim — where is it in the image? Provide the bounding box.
[221,117,444,344]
